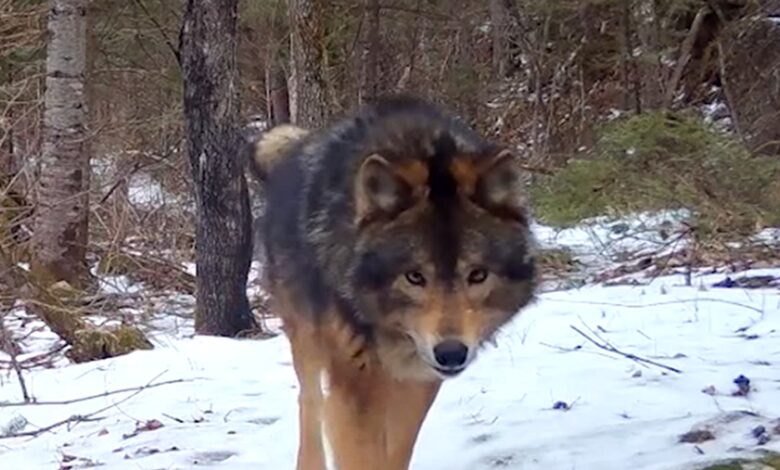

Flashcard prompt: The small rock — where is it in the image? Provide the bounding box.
[122,419,164,439]
[610,223,630,234]
[751,425,766,438]
[733,375,751,396]
[678,429,715,444]
[712,277,736,288]
[125,447,161,459]
[701,385,717,396]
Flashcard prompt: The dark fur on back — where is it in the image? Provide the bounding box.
[263,96,535,345]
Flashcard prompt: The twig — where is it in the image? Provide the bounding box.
[517,162,555,175]
[0,376,196,408]
[162,413,184,424]
[570,325,683,374]
[0,287,30,403]
[8,352,30,403]
[131,0,181,64]
[539,341,583,353]
[1,412,104,440]
[546,297,764,316]
[715,39,746,146]
[0,343,68,369]
[0,371,187,439]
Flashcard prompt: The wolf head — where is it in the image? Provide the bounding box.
[257,97,536,381]
[339,102,536,380]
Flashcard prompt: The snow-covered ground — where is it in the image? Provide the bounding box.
[2,220,780,469]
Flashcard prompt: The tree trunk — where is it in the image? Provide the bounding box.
[269,62,290,125]
[359,0,381,104]
[31,0,90,287]
[180,0,254,336]
[489,0,509,77]
[663,6,708,109]
[288,0,327,128]
[1,67,23,252]
[620,0,641,114]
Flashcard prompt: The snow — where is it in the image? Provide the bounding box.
[127,173,171,209]
[2,220,780,469]
[533,210,693,288]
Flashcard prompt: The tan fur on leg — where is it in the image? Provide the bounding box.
[286,317,327,470]
[385,380,441,468]
[280,295,441,470]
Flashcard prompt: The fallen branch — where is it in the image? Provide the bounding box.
[2,414,105,439]
[517,162,555,175]
[0,247,153,363]
[0,343,68,369]
[0,371,191,439]
[0,376,196,408]
[570,324,683,374]
[0,335,31,403]
[547,298,764,316]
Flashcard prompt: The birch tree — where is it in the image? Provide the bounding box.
[32,0,89,287]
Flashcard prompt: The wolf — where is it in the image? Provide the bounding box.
[250,96,536,470]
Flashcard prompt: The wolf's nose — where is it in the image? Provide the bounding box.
[433,339,469,368]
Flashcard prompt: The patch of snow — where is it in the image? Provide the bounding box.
[128,173,169,209]
[246,115,269,131]
[532,210,691,273]
[0,304,66,368]
[606,108,624,121]
[702,100,728,124]
[752,228,780,245]
[96,274,141,295]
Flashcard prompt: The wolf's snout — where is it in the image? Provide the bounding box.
[433,339,469,369]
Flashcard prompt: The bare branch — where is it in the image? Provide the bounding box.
[548,297,764,316]
[570,324,683,374]
[0,371,196,439]
[0,376,197,408]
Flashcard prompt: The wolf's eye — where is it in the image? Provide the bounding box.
[467,268,489,285]
[404,271,427,287]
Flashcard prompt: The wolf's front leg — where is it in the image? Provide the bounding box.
[384,379,441,469]
[320,361,441,470]
[319,360,388,470]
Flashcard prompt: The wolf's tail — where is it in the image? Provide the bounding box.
[247,124,309,182]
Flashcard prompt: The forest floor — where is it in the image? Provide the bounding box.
[2,215,780,470]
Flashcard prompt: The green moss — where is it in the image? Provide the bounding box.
[68,325,153,363]
[531,111,780,240]
[536,247,580,272]
[96,251,135,276]
[698,452,780,470]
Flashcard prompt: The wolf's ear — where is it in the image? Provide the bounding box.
[473,149,528,224]
[355,154,426,224]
